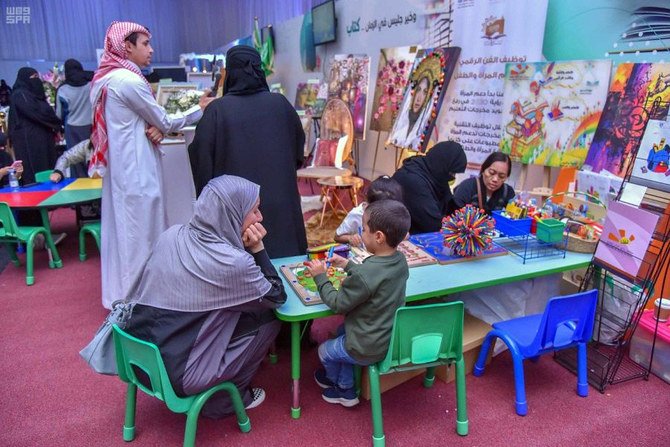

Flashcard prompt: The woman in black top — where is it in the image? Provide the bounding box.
[449,151,515,214]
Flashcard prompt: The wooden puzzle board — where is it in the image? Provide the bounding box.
[349,241,437,268]
[409,232,508,265]
[279,263,347,306]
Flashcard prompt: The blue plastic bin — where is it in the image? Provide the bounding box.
[492,210,532,237]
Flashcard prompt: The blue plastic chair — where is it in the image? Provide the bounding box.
[473,289,598,416]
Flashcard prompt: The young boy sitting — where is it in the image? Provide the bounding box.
[304,199,411,406]
[334,175,403,247]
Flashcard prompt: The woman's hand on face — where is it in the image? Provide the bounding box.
[304,259,327,277]
[242,222,266,253]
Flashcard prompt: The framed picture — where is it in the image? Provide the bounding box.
[629,118,670,193]
[370,46,417,132]
[295,79,326,117]
[156,84,199,109]
[326,54,371,140]
[387,47,460,153]
[584,62,670,177]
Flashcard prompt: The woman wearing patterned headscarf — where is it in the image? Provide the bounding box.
[90,21,212,309]
[188,45,307,258]
[8,67,62,185]
[124,175,286,416]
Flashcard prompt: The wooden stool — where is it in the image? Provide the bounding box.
[317,176,364,227]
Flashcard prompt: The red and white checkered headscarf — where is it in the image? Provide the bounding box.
[89,21,152,177]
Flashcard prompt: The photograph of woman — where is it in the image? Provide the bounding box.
[387,48,460,153]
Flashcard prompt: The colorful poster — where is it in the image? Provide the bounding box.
[499,60,611,167]
[326,54,370,139]
[593,201,660,280]
[369,46,417,132]
[576,170,623,207]
[584,63,670,177]
[425,0,548,164]
[630,118,670,193]
[294,80,326,117]
[387,47,460,153]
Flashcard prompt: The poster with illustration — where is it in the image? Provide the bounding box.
[629,118,670,193]
[326,54,370,139]
[387,47,461,153]
[370,46,418,132]
[593,201,659,281]
[584,63,670,177]
[499,60,611,167]
[294,79,326,117]
[575,170,623,207]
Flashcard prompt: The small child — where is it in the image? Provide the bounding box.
[305,199,411,406]
[49,138,93,182]
[334,175,403,247]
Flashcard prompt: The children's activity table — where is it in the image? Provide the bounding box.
[0,178,102,266]
[273,250,593,419]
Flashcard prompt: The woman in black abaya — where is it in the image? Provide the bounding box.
[8,67,62,184]
[188,46,307,258]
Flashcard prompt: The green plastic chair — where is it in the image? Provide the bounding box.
[35,170,52,183]
[112,325,251,447]
[368,302,468,446]
[0,202,61,285]
[79,221,101,261]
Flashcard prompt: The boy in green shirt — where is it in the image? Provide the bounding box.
[304,199,410,406]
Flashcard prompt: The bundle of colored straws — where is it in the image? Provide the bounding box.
[441,205,496,257]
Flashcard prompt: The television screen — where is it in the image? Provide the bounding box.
[312,0,336,46]
[152,67,187,83]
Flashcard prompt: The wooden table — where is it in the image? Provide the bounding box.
[317,175,364,227]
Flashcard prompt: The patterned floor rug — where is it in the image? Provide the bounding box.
[304,210,347,247]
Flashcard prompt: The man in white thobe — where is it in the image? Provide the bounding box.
[90,21,212,309]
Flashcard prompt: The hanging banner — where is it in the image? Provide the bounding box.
[426,0,548,165]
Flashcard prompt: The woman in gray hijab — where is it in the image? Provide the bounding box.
[123,175,286,416]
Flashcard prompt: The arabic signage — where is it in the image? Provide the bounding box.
[428,0,548,165]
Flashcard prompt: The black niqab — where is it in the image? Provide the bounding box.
[63,59,93,87]
[223,45,269,96]
[13,67,46,100]
[403,141,467,190]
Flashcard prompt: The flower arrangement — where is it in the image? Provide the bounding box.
[164,89,203,114]
[40,64,62,107]
[441,205,496,257]
[373,58,409,122]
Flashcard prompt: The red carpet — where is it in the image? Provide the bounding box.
[1,208,669,447]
